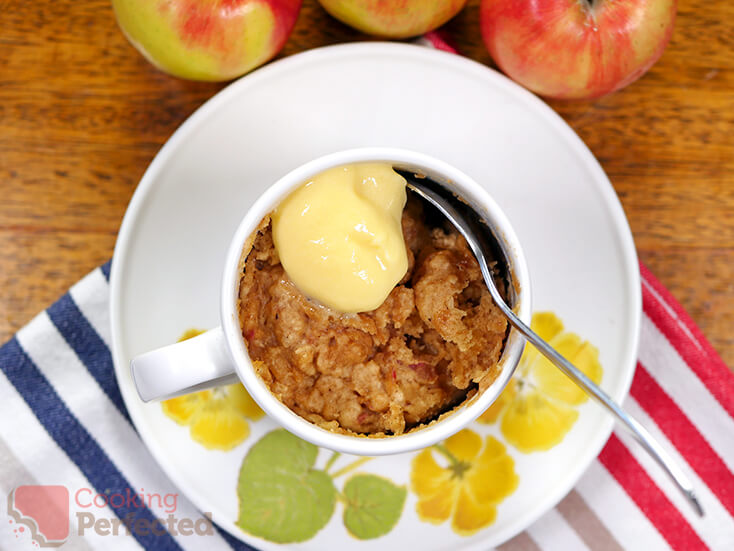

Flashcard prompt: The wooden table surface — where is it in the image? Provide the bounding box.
[2,0,732,367]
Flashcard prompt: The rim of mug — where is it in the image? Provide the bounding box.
[221,147,532,456]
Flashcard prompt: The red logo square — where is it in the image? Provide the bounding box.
[8,485,69,547]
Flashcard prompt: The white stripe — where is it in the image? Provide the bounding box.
[69,269,113,348]
[0,437,95,551]
[638,315,734,473]
[575,460,671,550]
[618,398,734,550]
[642,278,705,354]
[0,368,142,551]
[0,516,32,551]
[526,507,589,551]
[413,37,434,49]
[0,509,96,551]
[16,314,234,551]
[0,508,19,550]
[642,277,734,449]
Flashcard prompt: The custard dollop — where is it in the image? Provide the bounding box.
[272,163,408,313]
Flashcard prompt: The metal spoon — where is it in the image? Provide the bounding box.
[398,169,704,517]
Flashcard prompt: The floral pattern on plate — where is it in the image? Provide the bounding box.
[477,312,603,452]
[161,312,603,543]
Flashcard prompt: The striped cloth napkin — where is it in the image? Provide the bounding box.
[2,34,733,549]
[1,259,732,550]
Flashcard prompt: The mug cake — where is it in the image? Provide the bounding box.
[237,163,509,436]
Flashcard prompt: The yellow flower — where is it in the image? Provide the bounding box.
[162,383,264,450]
[411,430,518,536]
[161,330,264,450]
[477,312,603,452]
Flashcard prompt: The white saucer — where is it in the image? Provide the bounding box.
[110,42,640,550]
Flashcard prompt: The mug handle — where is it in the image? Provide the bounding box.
[130,327,239,402]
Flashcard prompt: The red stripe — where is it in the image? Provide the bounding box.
[640,262,734,418]
[423,30,459,54]
[631,362,734,517]
[599,434,708,550]
[640,262,731,378]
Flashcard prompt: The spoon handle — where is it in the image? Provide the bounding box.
[501,306,704,517]
[402,177,703,516]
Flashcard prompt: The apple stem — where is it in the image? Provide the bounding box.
[581,0,597,18]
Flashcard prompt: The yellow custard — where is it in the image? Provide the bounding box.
[272,162,408,313]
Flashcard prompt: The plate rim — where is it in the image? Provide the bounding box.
[110,41,642,550]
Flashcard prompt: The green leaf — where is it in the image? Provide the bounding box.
[342,474,406,540]
[236,429,336,543]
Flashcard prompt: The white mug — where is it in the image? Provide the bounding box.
[131,147,531,456]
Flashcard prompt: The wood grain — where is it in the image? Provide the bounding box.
[0,0,732,368]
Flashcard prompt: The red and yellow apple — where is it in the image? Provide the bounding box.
[317,0,467,38]
[480,0,676,99]
[112,0,302,81]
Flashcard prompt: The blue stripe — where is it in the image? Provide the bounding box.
[6,266,257,550]
[46,288,253,551]
[47,294,131,424]
[100,260,112,281]
[215,526,259,551]
[0,337,183,551]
